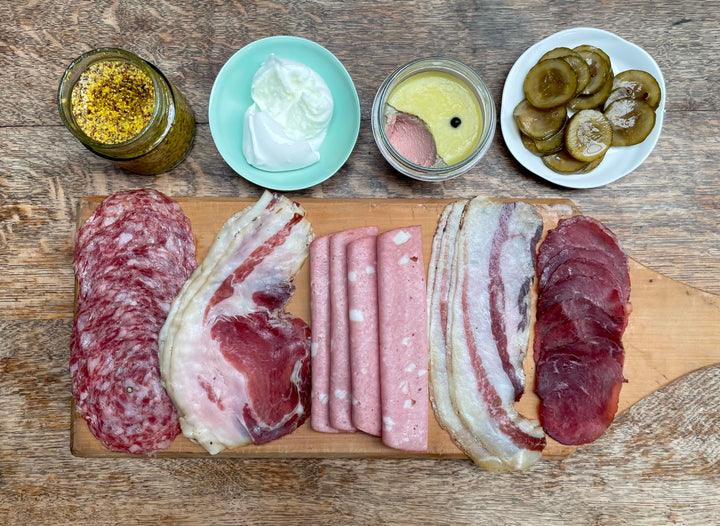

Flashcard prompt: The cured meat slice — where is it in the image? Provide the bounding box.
[444,197,545,469]
[428,201,507,470]
[328,226,379,432]
[71,189,195,454]
[159,191,313,454]
[536,350,624,445]
[347,235,381,436]
[377,225,428,451]
[308,235,338,433]
[534,215,631,446]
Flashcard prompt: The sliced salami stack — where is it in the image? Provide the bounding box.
[534,215,631,445]
[71,189,196,454]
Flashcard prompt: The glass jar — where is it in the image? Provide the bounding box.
[371,57,495,182]
[58,47,195,175]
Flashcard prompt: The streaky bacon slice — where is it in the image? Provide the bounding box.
[158,191,313,454]
[429,197,546,471]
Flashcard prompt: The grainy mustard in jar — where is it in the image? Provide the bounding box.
[58,48,195,175]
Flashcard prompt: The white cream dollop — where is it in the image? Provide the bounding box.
[242,54,334,172]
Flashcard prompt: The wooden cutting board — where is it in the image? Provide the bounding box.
[71,197,720,459]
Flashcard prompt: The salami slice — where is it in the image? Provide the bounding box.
[71,189,196,455]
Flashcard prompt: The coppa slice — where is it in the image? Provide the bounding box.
[159,192,314,454]
[377,225,428,451]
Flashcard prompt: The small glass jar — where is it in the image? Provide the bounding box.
[58,47,195,175]
[371,57,496,182]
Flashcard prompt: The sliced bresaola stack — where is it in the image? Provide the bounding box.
[158,191,314,454]
[429,197,546,470]
[534,215,631,446]
[71,189,196,454]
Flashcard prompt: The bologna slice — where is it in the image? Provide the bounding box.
[377,225,428,451]
[308,235,338,433]
[328,226,379,432]
[347,235,381,436]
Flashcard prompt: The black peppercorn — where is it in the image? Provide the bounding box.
[450,117,462,128]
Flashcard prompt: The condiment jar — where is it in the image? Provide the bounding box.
[58,47,195,175]
[371,57,495,182]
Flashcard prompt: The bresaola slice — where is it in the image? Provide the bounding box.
[429,197,546,471]
[159,191,313,454]
[534,215,631,446]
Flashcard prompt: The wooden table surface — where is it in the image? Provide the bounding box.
[1,0,719,524]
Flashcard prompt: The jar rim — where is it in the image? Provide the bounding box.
[371,56,496,182]
[57,47,176,156]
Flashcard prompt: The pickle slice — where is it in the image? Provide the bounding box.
[523,58,578,108]
[604,97,656,146]
[541,47,573,60]
[568,73,614,111]
[513,99,567,140]
[533,126,565,154]
[574,50,610,95]
[561,53,591,95]
[565,109,613,162]
[573,45,611,71]
[542,149,590,173]
[611,70,662,109]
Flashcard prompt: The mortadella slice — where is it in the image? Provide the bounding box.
[347,235,381,436]
[309,235,338,433]
[328,226,379,432]
[377,225,428,451]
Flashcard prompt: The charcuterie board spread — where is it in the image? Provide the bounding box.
[71,196,720,458]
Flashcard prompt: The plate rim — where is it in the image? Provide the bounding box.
[500,27,665,189]
[208,35,361,191]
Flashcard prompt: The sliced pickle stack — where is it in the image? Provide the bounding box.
[513,44,662,175]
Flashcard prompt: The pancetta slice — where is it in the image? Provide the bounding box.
[444,197,545,470]
[428,200,507,470]
[159,191,313,454]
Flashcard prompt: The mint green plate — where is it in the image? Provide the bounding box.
[209,36,360,191]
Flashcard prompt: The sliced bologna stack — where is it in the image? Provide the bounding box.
[534,215,631,445]
[71,189,196,454]
[309,225,429,452]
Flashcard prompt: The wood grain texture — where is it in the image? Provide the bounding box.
[2,0,720,523]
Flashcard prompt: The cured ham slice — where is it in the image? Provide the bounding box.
[429,197,546,470]
[308,235,338,433]
[328,226,379,432]
[72,189,196,454]
[534,215,631,446]
[377,225,428,451]
[159,191,313,454]
[347,235,381,436]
